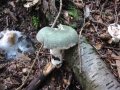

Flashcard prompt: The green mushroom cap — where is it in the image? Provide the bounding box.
[36,24,79,49]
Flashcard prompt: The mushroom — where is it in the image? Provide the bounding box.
[0,30,22,59]
[0,30,22,50]
[36,24,79,67]
[0,30,35,60]
[108,23,120,42]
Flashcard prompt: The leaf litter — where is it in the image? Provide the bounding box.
[0,0,120,89]
[0,0,81,90]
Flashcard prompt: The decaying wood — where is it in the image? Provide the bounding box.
[65,36,120,90]
[26,62,55,90]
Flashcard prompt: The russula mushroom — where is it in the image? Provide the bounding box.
[36,24,79,67]
[108,23,120,42]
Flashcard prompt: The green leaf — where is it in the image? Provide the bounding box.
[83,39,89,44]
[70,24,76,28]
[68,10,78,18]
[102,12,105,14]
[32,16,39,28]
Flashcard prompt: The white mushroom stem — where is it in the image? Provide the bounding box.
[50,48,63,67]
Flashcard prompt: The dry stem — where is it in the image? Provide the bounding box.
[4,8,18,21]
[51,0,62,28]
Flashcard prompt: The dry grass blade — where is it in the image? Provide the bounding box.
[51,0,62,28]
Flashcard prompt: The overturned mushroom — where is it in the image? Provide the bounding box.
[108,23,120,42]
[0,30,34,60]
[36,24,79,67]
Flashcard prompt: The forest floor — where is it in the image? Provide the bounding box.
[0,0,82,90]
[0,0,120,90]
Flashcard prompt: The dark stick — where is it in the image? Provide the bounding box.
[25,62,55,90]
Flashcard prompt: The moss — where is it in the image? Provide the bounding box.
[65,46,94,90]
[68,10,78,19]
[70,24,76,28]
[32,16,39,28]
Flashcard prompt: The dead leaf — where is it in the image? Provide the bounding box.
[116,60,120,78]
[95,42,103,50]
[89,27,95,32]
[63,79,70,85]
[0,84,5,90]
[111,54,120,60]
[91,10,100,14]
[73,2,84,9]
[42,0,48,14]
[16,53,31,61]
[94,15,103,23]
[108,39,113,44]
[8,1,15,8]
[100,33,111,40]
[24,0,39,8]
[107,15,114,21]
[51,77,55,81]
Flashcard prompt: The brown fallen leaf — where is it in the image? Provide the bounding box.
[91,10,100,14]
[16,53,31,61]
[24,0,39,8]
[0,84,5,90]
[111,54,120,60]
[73,2,84,9]
[116,60,120,78]
[63,78,70,85]
[108,38,113,44]
[99,33,111,40]
[95,41,103,50]
[42,0,48,14]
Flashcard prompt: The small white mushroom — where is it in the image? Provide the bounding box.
[108,23,120,42]
[36,24,79,67]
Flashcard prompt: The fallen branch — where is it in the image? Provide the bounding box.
[65,36,120,90]
[25,62,55,90]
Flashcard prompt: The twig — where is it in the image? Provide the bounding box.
[92,23,99,36]
[100,0,108,17]
[51,0,62,28]
[16,45,43,90]
[78,7,86,74]
[89,16,108,27]
[64,74,72,90]
[104,46,120,51]
[114,0,118,24]
[4,8,18,21]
